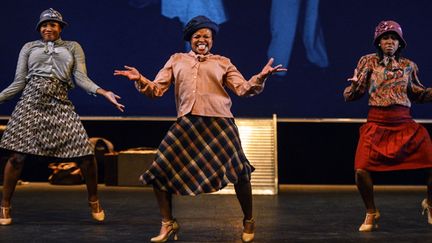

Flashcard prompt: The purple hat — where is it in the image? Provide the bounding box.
[183,15,219,41]
[36,8,68,31]
[373,20,406,48]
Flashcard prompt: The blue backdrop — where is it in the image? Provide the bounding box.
[1,0,432,118]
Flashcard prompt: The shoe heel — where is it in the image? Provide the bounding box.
[421,199,432,224]
[150,219,180,242]
[422,199,428,215]
[241,218,255,242]
[89,200,105,222]
[0,206,12,226]
[359,210,380,232]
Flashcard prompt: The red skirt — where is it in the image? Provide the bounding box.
[355,106,432,171]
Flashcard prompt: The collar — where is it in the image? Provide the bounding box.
[39,38,64,45]
[40,38,64,54]
[379,55,400,70]
[188,50,213,62]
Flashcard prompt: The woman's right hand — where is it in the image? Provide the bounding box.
[114,65,141,81]
[347,69,359,83]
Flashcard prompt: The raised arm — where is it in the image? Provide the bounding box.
[114,56,175,99]
[225,58,287,97]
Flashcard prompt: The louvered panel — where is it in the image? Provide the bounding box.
[215,114,278,195]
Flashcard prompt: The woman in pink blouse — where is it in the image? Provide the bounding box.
[115,15,285,243]
[344,20,432,232]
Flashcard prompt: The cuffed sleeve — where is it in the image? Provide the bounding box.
[134,55,174,98]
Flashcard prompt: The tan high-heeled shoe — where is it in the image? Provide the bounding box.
[241,218,255,243]
[150,219,180,243]
[359,210,380,232]
[0,206,12,226]
[89,200,105,222]
[421,199,432,224]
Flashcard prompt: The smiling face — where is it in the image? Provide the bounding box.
[39,21,62,42]
[379,32,400,56]
[190,28,213,55]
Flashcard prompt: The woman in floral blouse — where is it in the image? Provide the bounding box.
[344,20,432,232]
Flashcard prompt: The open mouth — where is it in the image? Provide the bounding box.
[197,44,207,51]
[384,45,395,50]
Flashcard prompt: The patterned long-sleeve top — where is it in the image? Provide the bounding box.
[343,53,432,107]
[135,51,266,118]
[0,38,100,103]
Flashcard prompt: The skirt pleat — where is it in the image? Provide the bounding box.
[355,106,432,171]
[140,115,254,195]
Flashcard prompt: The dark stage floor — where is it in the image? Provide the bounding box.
[0,184,432,242]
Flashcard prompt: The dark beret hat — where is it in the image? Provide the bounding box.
[36,8,68,31]
[183,15,219,41]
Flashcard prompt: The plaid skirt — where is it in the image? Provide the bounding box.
[355,106,432,171]
[140,115,254,195]
[0,76,94,158]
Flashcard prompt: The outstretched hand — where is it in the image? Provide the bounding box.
[114,65,141,81]
[97,89,125,112]
[347,69,359,83]
[259,58,287,79]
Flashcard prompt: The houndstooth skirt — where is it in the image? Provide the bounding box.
[140,115,254,195]
[0,76,94,158]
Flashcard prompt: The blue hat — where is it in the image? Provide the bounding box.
[36,8,68,31]
[183,15,219,41]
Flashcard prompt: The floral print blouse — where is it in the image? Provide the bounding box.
[344,53,432,107]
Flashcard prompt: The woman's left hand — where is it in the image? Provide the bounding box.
[97,89,125,112]
[259,58,287,79]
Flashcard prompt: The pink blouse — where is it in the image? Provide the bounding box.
[135,51,266,118]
